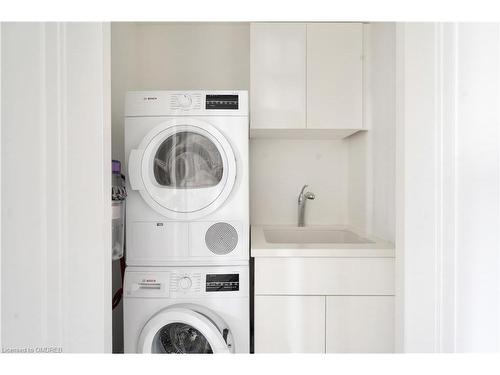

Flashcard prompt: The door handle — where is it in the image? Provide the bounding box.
[128,149,144,190]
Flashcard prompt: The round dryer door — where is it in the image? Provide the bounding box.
[137,307,231,354]
[129,118,237,220]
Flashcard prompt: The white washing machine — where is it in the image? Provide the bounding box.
[124,266,249,353]
[125,90,249,266]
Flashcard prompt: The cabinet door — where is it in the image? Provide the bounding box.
[250,23,306,129]
[307,23,363,129]
[326,296,394,353]
[254,295,325,353]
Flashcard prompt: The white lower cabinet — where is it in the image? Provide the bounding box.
[254,295,325,353]
[325,296,395,353]
[253,257,395,353]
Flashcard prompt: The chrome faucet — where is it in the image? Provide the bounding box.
[298,184,316,227]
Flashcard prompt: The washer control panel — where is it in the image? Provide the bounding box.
[169,272,240,293]
[124,267,248,299]
[206,274,239,292]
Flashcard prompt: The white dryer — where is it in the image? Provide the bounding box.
[125,91,249,266]
[124,266,249,353]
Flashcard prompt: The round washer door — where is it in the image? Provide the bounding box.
[129,118,236,220]
[137,307,230,354]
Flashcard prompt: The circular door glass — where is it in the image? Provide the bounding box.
[153,131,223,189]
[152,323,213,354]
[136,121,237,220]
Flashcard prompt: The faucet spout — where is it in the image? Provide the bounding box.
[298,184,316,227]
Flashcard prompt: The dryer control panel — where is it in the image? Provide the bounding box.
[124,90,248,116]
[205,95,239,110]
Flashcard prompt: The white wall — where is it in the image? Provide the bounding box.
[135,22,249,91]
[454,23,500,352]
[347,23,396,240]
[250,139,349,225]
[348,132,369,233]
[397,22,500,352]
[1,22,111,353]
[367,23,396,242]
[397,22,440,353]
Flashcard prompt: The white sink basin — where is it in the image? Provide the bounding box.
[264,227,374,244]
[251,226,395,258]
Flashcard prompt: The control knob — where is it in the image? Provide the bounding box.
[177,94,192,108]
[178,276,192,290]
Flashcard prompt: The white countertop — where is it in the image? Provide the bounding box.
[251,225,395,258]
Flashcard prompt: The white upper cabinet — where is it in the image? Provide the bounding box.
[250,22,364,137]
[250,23,306,129]
[307,23,363,130]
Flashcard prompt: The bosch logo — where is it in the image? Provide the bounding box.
[143,97,158,101]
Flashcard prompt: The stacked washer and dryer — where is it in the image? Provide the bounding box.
[123,91,250,353]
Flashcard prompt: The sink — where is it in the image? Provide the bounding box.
[252,226,394,258]
[263,227,374,244]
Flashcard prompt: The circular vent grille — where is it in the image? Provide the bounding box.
[205,222,238,255]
